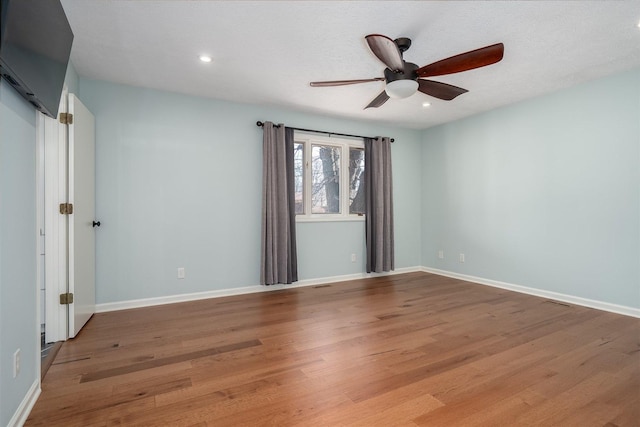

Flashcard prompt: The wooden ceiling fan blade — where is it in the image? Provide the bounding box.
[365,34,404,72]
[418,79,468,100]
[364,91,390,109]
[310,77,384,87]
[417,43,504,78]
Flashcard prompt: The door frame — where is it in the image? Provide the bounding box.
[40,86,70,343]
[36,109,45,382]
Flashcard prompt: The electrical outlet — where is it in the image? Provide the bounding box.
[459,253,465,263]
[438,250,444,259]
[13,349,20,378]
[177,267,185,279]
[351,253,356,263]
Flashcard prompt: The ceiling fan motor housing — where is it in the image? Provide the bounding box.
[384,62,419,83]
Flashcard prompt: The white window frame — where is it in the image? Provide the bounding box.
[295,132,365,222]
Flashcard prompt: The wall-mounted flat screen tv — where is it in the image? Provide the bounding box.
[0,0,74,118]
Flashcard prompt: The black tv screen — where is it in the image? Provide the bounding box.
[0,0,73,118]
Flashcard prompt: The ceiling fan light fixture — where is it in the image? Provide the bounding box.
[385,79,418,99]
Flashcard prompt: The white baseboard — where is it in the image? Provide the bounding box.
[8,379,40,427]
[95,284,267,313]
[96,266,638,318]
[95,266,423,313]
[421,266,640,318]
[289,266,422,289]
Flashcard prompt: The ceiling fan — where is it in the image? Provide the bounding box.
[310,34,504,109]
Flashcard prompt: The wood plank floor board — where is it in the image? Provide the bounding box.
[185,346,327,389]
[26,272,639,426]
[155,357,327,409]
[513,370,629,426]
[528,349,636,400]
[347,393,442,427]
[444,389,548,427]
[80,339,263,383]
[208,385,354,427]
[304,374,447,427]
[111,389,229,427]
[412,364,558,426]
[118,369,346,426]
[343,349,487,403]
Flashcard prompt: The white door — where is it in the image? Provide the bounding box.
[68,94,96,338]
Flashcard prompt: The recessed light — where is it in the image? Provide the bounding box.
[422,102,431,108]
[199,55,212,63]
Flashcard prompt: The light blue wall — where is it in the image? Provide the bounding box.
[0,79,38,426]
[422,69,640,308]
[77,79,422,304]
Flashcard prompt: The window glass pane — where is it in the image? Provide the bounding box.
[311,144,340,214]
[294,143,304,214]
[349,148,365,214]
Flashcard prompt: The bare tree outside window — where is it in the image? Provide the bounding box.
[311,144,340,214]
[349,148,365,214]
[294,143,304,214]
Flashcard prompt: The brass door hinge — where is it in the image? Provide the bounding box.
[59,112,73,125]
[59,293,74,305]
[59,203,74,215]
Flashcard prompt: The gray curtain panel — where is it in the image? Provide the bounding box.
[260,122,298,285]
[365,137,395,273]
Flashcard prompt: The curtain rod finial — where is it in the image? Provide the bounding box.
[257,121,264,127]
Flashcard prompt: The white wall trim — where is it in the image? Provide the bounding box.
[287,266,421,289]
[7,380,40,427]
[421,266,640,318]
[95,266,638,318]
[43,86,69,343]
[95,267,423,313]
[95,285,270,313]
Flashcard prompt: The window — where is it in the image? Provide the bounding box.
[294,133,365,221]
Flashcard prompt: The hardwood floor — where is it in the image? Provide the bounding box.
[26,272,639,426]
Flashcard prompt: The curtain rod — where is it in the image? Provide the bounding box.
[256,121,394,143]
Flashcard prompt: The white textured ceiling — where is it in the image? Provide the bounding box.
[60,1,640,129]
